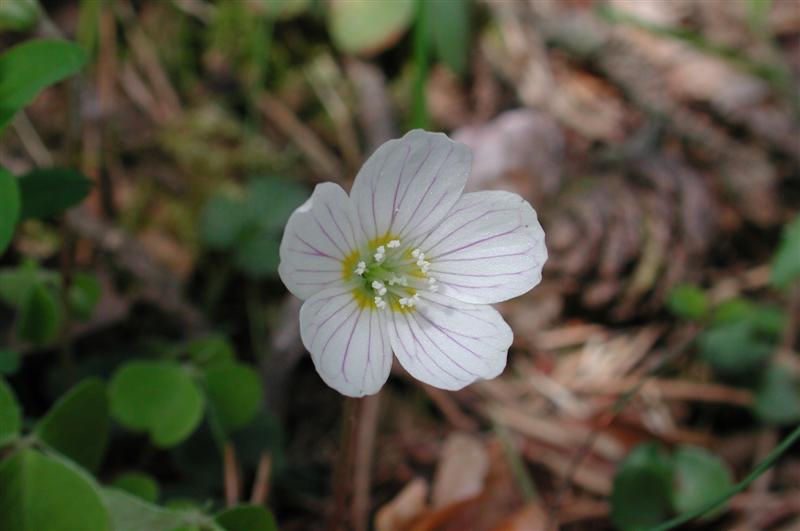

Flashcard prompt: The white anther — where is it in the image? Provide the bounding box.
[374,296,386,309]
[428,277,438,292]
[387,239,401,248]
[418,260,430,273]
[371,280,387,296]
[354,261,366,276]
[389,274,408,286]
[374,245,386,262]
[399,293,420,308]
[411,248,422,258]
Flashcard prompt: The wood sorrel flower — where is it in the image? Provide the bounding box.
[278,130,547,396]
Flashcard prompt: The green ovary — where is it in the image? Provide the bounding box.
[343,235,434,312]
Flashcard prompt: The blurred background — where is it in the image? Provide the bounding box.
[0,0,799,530]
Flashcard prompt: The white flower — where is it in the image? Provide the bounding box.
[278,130,547,397]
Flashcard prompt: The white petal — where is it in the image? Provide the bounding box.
[279,183,364,300]
[299,285,392,397]
[418,191,547,304]
[350,129,472,242]
[387,292,512,391]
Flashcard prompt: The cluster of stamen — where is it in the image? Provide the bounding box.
[350,237,437,311]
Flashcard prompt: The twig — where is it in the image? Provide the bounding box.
[260,296,304,417]
[259,93,345,184]
[12,112,54,167]
[781,281,800,351]
[566,377,754,406]
[352,393,380,531]
[306,55,362,172]
[344,59,396,152]
[223,443,240,507]
[422,384,479,431]
[116,0,181,120]
[65,208,208,335]
[171,0,217,23]
[545,326,700,530]
[250,452,272,505]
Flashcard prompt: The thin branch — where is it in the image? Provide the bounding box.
[250,452,272,505]
[223,443,240,507]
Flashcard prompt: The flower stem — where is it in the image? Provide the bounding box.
[327,396,360,531]
[648,422,800,531]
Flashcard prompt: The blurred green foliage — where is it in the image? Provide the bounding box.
[666,284,709,322]
[0,449,112,531]
[771,215,800,290]
[0,168,20,255]
[611,443,733,530]
[17,168,92,220]
[665,219,800,427]
[35,378,110,472]
[0,377,21,446]
[200,176,308,278]
[0,39,87,131]
[0,35,278,528]
[0,0,38,32]
[110,361,206,448]
[112,471,161,503]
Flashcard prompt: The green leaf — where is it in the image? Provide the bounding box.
[0,376,21,447]
[666,284,709,321]
[712,298,753,324]
[0,168,20,256]
[215,505,278,531]
[754,366,800,425]
[246,177,308,232]
[204,362,263,435]
[234,232,280,278]
[17,282,61,345]
[262,0,309,20]
[0,260,46,307]
[0,0,39,31]
[0,349,20,375]
[68,271,102,320]
[610,442,674,531]
[187,334,236,366]
[0,39,87,132]
[428,0,470,75]
[697,321,773,377]
[111,472,160,503]
[771,215,800,290]
[200,194,250,250]
[110,361,205,447]
[0,449,111,531]
[101,487,202,531]
[713,299,785,337]
[35,378,109,471]
[328,0,414,55]
[18,168,92,220]
[671,446,734,517]
[164,498,203,511]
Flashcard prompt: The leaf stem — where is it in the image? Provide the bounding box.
[648,423,800,531]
